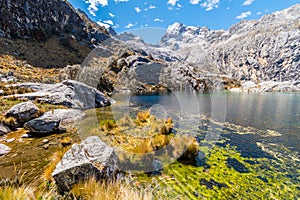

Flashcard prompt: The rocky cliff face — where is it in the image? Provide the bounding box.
[0,0,109,41]
[0,0,112,68]
[159,4,300,84]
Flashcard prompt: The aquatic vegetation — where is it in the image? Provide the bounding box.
[100,119,118,132]
[134,143,300,199]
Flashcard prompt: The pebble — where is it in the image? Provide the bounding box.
[21,134,29,138]
[42,139,49,143]
[6,138,15,143]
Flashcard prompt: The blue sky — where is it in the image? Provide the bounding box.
[68,0,300,43]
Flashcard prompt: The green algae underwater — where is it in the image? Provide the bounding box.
[76,92,300,199]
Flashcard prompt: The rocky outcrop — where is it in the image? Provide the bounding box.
[0,0,109,42]
[24,109,85,135]
[0,144,10,156]
[239,80,300,92]
[5,101,39,125]
[158,4,300,88]
[0,124,11,136]
[115,4,299,92]
[52,136,120,192]
[11,80,111,109]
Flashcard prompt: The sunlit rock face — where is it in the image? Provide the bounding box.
[0,0,109,42]
[158,4,300,84]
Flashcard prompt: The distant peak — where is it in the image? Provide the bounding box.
[167,22,185,34]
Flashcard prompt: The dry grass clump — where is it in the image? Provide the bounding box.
[0,185,35,200]
[0,116,17,128]
[136,110,150,125]
[0,54,61,83]
[0,84,34,96]
[71,177,153,200]
[100,119,118,132]
[60,137,73,147]
[43,148,70,182]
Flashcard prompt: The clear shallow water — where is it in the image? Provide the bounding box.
[88,91,300,198]
[112,91,300,152]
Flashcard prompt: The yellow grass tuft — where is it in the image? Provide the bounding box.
[0,116,17,128]
[43,148,70,182]
[135,110,150,126]
[60,137,73,147]
[0,185,35,200]
[100,119,118,132]
[71,177,153,200]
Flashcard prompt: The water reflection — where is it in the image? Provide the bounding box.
[112,91,300,152]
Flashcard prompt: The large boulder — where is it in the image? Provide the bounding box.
[5,101,39,125]
[0,124,11,136]
[11,80,111,110]
[52,136,120,192]
[0,144,10,156]
[24,109,85,135]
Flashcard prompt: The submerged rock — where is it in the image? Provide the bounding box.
[11,80,111,110]
[24,109,85,135]
[52,136,120,192]
[227,158,250,173]
[5,101,39,125]
[0,144,10,156]
[199,178,228,190]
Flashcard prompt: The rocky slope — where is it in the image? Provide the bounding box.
[161,5,300,86]
[0,0,111,67]
[115,4,300,92]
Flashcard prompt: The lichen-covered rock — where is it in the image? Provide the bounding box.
[52,136,119,192]
[5,101,39,124]
[12,80,111,110]
[0,144,10,156]
[0,124,11,136]
[24,109,85,135]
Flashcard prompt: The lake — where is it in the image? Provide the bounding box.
[92,91,300,198]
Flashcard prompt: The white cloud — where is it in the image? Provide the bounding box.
[97,21,110,29]
[154,18,164,22]
[201,0,220,11]
[149,5,156,9]
[135,7,142,13]
[257,11,262,15]
[226,7,230,10]
[177,3,182,8]
[109,12,115,18]
[126,23,134,28]
[114,0,129,2]
[243,0,254,6]
[103,20,114,25]
[167,0,178,6]
[144,5,155,11]
[189,0,200,5]
[236,11,251,19]
[85,0,108,16]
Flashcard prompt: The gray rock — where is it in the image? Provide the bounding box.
[5,101,39,125]
[24,109,85,135]
[0,124,11,136]
[52,136,119,192]
[7,82,52,92]
[0,144,10,156]
[24,118,61,135]
[11,80,111,110]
